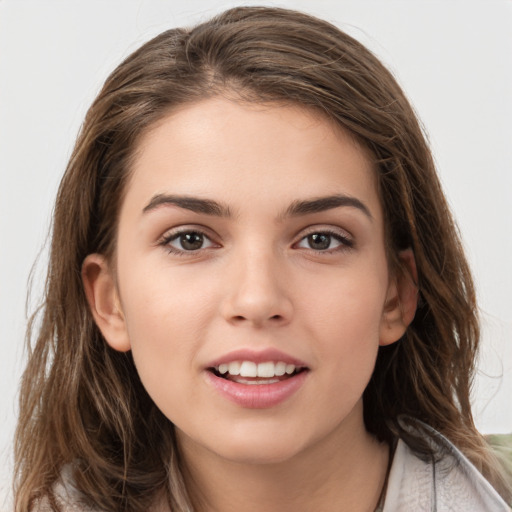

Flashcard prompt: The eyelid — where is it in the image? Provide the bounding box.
[296,224,353,241]
[293,225,354,251]
[158,225,221,254]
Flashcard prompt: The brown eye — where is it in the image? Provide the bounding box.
[179,232,204,250]
[164,230,215,253]
[295,230,353,252]
[307,233,331,250]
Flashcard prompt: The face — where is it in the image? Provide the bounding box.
[85,97,411,465]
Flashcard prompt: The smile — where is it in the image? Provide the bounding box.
[205,351,309,408]
[212,360,304,384]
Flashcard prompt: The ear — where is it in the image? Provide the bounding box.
[379,248,419,346]
[81,254,131,352]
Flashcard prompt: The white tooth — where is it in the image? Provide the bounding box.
[228,361,241,376]
[257,362,275,378]
[275,362,286,376]
[239,361,257,377]
[218,363,229,374]
[285,364,296,375]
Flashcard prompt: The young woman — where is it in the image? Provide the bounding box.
[14,6,511,512]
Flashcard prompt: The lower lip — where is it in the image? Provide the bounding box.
[204,370,308,409]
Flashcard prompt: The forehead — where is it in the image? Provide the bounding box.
[123,97,381,219]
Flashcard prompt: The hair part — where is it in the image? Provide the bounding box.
[15,6,511,511]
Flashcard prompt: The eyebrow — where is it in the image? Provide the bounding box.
[282,194,372,220]
[142,193,372,220]
[143,194,232,217]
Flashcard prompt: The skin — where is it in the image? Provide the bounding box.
[83,97,417,512]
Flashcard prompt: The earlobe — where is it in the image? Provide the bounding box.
[81,254,131,352]
[379,248,419,346]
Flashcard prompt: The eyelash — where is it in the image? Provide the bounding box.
[160,228,218,256]
[159,227,354,256]
[294,228,354,253]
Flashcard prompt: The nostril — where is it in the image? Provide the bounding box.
[230,314,284,324]
[233,315,246,322]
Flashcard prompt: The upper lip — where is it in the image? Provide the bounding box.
[205,348,308,369]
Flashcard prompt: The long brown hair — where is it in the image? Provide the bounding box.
[15,6,511,511]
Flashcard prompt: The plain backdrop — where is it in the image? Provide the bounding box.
[1,0,511,509]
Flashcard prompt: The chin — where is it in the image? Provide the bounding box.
[214,437,306,466]
[202,418,321,466]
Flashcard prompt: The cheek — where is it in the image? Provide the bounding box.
[297,263,387,386]
[119,260,219,341]
[117,266,220,401]
[299,260,387,340]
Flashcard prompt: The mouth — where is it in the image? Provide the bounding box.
[209,360,308,385]
[204,349,309,408]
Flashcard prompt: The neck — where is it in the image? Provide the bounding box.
[176,405,390,512]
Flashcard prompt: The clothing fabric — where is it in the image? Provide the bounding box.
[41,422,510,511]
[379,432,509,511]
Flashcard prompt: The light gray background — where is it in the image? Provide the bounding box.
[1,1,511,509]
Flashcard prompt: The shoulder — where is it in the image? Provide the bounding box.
[32,465,100,512]
[382,421,510,512]
[32,465,168,512]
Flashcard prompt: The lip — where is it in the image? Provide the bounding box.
[205,348,308,369]
[204,369,308,409]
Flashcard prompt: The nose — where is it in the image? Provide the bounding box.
[220,248,293,328]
